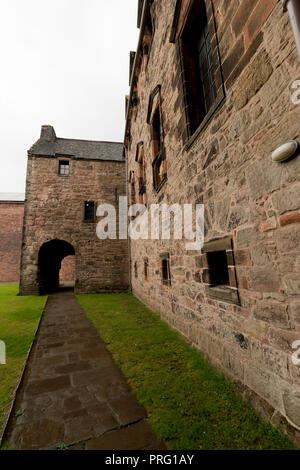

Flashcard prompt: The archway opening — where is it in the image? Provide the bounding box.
[59,255,75,289]
[38,240,75,294]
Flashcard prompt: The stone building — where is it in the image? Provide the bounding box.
[125,0,300,439]
[19,125,129,295]
[0,193,24,283]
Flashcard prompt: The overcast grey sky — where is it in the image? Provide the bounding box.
[0,0,139,193]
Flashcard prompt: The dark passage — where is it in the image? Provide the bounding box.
[38,239,75,294]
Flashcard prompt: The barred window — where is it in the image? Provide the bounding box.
[180,0,217,135]
[84,201,95,222]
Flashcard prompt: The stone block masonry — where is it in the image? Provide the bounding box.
[125,0,300,444]
[0,201,24,283]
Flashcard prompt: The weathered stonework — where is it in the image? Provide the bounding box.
[125,0,300,443]
[0,200,24,283]
[20,126,129,295]
[59,256,75,282]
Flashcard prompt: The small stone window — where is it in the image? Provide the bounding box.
[59,160,70,176]
[140,1,153,66]
[84,201,96,223]
[161,253,171,286]
[171,0,225,145]
[181,1,216,136]
[136,142,147,204]
[151,107,166,191]
[202,237,240,305]
[147,86,167,192]
[129,171,136,206]
[134,262,138,279]
[144,258,149,280]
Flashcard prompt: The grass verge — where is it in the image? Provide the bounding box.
[0,285,46,439]
[77,293,294,450]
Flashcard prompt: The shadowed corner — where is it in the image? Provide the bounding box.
[0,340,6,365]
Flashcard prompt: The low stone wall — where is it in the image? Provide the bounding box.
[0,202,24,283]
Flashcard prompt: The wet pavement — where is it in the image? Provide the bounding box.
[4,290,165,450]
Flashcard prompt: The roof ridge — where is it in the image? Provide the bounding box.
[56,137,123,145]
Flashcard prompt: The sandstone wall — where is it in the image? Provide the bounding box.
[59,256,75,282]
[126,0,300,441]
[0,202,24,283]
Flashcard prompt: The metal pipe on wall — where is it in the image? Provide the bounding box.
[283,0,300,60]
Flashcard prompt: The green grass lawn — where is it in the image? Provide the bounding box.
[77,293,294,450]
[0,285,46,439]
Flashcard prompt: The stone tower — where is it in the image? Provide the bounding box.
[19,125,129,295]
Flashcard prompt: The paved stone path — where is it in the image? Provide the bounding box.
[5,290,165,450]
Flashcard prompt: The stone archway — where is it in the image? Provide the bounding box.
[38,240,75,294]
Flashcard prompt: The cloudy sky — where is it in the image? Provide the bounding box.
[0,0,139,193]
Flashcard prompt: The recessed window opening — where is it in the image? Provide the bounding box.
[144,259,149,280]
[151,107,164,190]
[181,0,216,135]
[162,256,171,286]
[207,250,229,286]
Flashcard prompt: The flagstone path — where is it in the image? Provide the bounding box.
[4,290,165,450]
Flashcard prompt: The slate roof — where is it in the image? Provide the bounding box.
[29,135,124,162]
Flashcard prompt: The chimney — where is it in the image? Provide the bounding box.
[40,125,56,142]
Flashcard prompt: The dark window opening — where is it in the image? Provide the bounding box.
[84,201,95,222]
[162,256,171,286]
[207,250,229,287]
[181,0,216,136]
[131,181,136,206]
[59,160,70,176]
[151,108,161,157]
[141,3,153,64]
[137,144,146,197]
[134,262,138,278]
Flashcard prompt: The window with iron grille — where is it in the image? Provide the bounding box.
[84,201,95,222]
[180,0,217,136]
[202,237,240,306]
[59,160,70,176]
